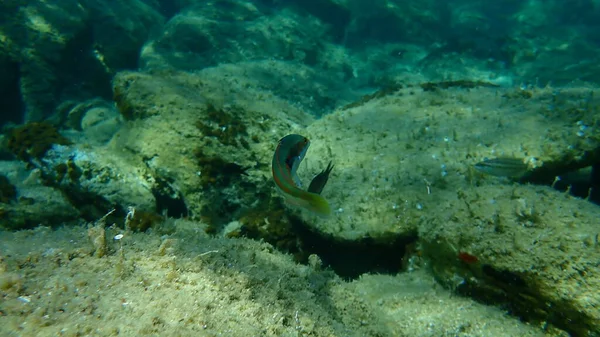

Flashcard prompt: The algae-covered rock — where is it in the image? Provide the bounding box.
[40,144,158,220]
[419,183,600,336]
[289,82,600,335]
[0,0,164,123]
[3,122,160,226]
[301,83,600,240]
[144,2,326,70]
[0,161,79,229]
[0,220,546,337]
[6,122,72,162]
[111,68,313,224]
[140,2,359,114]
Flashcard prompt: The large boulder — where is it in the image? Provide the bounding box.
[294,82,600,335]
[111,67,313,226]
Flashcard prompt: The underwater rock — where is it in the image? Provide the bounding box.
[84,0,164,72]
[143,2,317,69]
[0,0,164,124]
[140,2,359,114]
[39,144,158,220]
[292,83,600,335]
[0,161,79,229]
[6,122,72,162]
[3,122,161,226]
[111,68,314,236]
[64,99,123,144]
[419,183,600,336]
[302,84,600,240]
[11,1,89,122]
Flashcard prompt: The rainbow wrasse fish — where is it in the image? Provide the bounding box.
[474,157,530,178]
[272,134,333,216]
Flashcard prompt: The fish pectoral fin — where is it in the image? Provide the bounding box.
[308,161,334,195]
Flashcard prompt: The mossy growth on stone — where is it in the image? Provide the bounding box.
[113,83,136,120]
[237,196,308,260]
[6,122,71,161]
[195,104,249,148]
[502,88,534,99]
[0,175,17,203]
[193,148,248,188]
[342,80,499,110]
[53,159,82,184]
[126,210,164,232]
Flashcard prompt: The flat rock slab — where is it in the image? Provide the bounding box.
[302,84,600,240]
[294,84,600,335]
[419,183,600,336]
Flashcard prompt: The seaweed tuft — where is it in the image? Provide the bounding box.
[7,122,71,161]
[193,148,248,188]
[195,104,249,148]
[126,210,164,232]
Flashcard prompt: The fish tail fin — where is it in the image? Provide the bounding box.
[281,190,332,216]
[305,193,332,216]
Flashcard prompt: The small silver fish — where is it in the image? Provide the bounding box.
[474,157,530,177]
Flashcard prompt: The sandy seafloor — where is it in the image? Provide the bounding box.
[1,220,548,337]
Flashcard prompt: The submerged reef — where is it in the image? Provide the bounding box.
[0,161,80,229]
[110,68,312,224]
[3,0,600,336]
[106,65,600,335]
[299,83,600,335]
